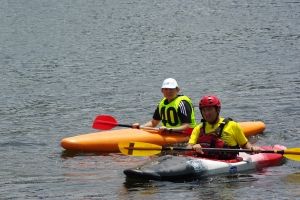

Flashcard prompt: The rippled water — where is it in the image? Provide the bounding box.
[1,0,300,199]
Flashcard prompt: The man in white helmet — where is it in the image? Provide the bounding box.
[133,78,196,133]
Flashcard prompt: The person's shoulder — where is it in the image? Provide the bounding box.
[226,118,238,124]
[227,119,243,130]
[224,118,239,125]
[157,98,167,105]
[177,95,193,102]
[193,124,202,131]
[177,94,191,98]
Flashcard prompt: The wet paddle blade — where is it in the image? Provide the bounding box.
[283,148,300,161]
[92,115,118,130]
[283,154,300,161]
[118,142,162,156]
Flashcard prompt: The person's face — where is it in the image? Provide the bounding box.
[161,88,179,101]
[200,106,219,123]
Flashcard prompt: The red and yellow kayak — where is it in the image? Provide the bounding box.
[60,121,266,152]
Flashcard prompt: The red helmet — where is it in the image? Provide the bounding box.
[199,95,221,109]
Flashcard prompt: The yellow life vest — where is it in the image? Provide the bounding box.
[158,95,196,128]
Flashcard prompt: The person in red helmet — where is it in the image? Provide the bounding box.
[186,95,261,160]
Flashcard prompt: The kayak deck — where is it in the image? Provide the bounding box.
[123,144,286,182]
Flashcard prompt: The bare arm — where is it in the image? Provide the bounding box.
[132,119,160,128]
[160,123,190,131]
[143,119,160,127]
[186,143,193,148]
[186,143,204,154]
[240,141,261,154]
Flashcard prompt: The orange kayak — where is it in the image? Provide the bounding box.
[60,121,266,152]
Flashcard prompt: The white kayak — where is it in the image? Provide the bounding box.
[123,144,286,182]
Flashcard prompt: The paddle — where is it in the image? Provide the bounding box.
[118,142,300,161]
[92,115,194,135]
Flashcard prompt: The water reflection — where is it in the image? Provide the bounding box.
[282,172,300,183]
[60,150,112,158]
[281,172,300,198]
[123,173,261,199]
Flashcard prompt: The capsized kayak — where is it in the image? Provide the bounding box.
[60,121,266,152]
[123,144,286,182]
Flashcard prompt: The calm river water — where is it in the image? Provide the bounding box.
[1,0,300,199]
